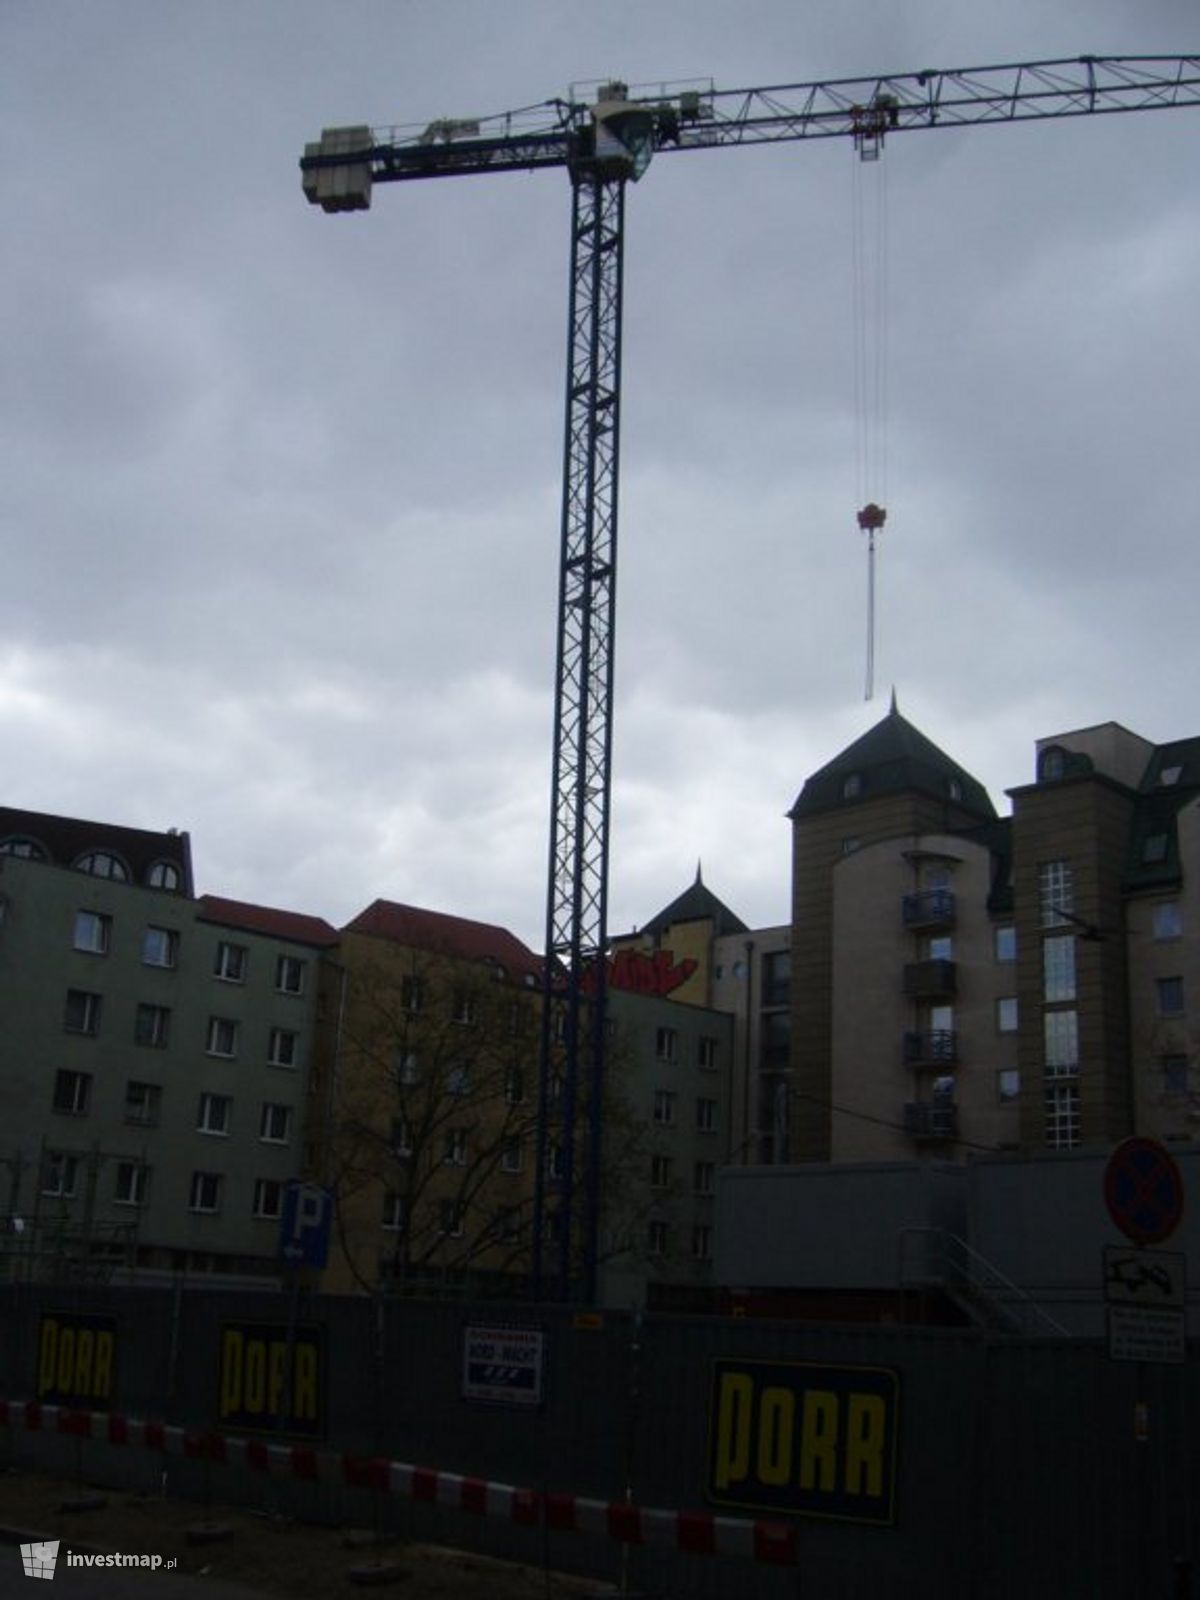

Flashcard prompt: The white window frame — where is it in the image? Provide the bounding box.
[656,1027,677,1063]
[64,988,102,1036]
[501,1137,523,1174]
[41,1152,80,1198]
[124,1080,162,1127]
[135,1002,170,1048]
[275,955,306,995]
[73,911,111,955]
[268,1027,299,1069]
[443,1128,468,1166]
[206,1016,239,1058]
[651,1154,672,1189]
[188,1171,222,1214]
[696,1097,718,1135]
[114,1161,150,1207]
[197,1092,231,1136]
[52,1070,91,1116]
[252,1178,283,1219]
[694,1160,715,1197]
[214,941,248,984]
[652,1089,676,1126]
[141,925,177,968]
[1153,901,1183,941]
[382,1192,405,1232]
[259,1102,292,1145]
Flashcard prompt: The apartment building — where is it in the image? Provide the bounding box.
[0,807,336,1282]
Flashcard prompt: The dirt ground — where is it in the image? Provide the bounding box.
[0,1467,618,1599]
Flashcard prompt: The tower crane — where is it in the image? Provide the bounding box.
[301,55,1200,1301]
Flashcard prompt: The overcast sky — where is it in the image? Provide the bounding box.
[2,1,1196,949]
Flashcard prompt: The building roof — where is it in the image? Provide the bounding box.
[789,703,996,823]
[343,899,542,981]
[637,865,749,940]
[196,895,339,949]
[0,805,194,895]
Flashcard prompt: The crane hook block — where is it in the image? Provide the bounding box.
[857,503,887,532]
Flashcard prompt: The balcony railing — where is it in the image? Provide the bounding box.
[902,958,957,999]
[903,1029,959,1068]
[901,889,956,930]
[904,1100,958,1141]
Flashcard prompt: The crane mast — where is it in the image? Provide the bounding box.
[301,54,1200,1302]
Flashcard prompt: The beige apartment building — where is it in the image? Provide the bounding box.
[786,705,1200,1162]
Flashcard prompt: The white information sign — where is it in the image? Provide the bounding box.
[1107,1304,1185,1364]
[462,1325,545,1407]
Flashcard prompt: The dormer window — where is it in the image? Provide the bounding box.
[74,850,129,881]
[1038,746,1066,783]
[147,861,181,891]
[0,837,45,861]
[1161,765,1183,787]
[841,773,863,800]
[947,777,963,802]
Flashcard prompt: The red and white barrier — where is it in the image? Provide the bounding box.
[0,1398,799,1566]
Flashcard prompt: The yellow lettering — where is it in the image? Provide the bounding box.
[756,1386,794,1486]
[799,1389,839,1492]
[75,1329,94,1398]
[268,1342,287,1418]
[56,1327,76,1393]
[293,1344,318,1423]
[714,1372,754,1489]
[844,1393,886,1497]
[38,1319,59,1396]
[92,1332,114,1401]
[219,1330,244,1418]
[244,1340,265,1414]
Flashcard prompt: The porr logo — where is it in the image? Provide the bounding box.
[19,1540,59,1581]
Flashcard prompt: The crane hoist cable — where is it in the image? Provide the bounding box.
[851,116,891,701]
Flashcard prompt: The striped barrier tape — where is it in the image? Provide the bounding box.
[0,1399,798,1566]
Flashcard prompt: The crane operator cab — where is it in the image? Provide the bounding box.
[587,82,657,181]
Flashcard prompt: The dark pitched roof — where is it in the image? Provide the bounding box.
[1124,735,1200,892]
[0,805,193,894]
[638,866,748,940]
[343,899,542,981]
[789,704,995,823]
[197,895,339,949]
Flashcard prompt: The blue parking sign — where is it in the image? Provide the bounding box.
[279,1182,333,1269]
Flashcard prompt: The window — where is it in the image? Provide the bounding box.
[134,1002,170,1048]
[1038,746,1066,783]
[841,773,863,800]
[259,1102,292,1144]
[451,987,475,1025]
[997,1068,1021,1103]
[73,911,111,955]
[504,1066,525,1105]
[994,926,1016,963]
[268,1028,299,1068]
[443,1128,467,1166]
[439,1201,465,1238]
[197,1092,232,1136]
[214,942,247,983]
[996,997,1019,1034]
[696,1098,718,1134]
[189,1171,222,1213]
[275,955,306,995]
[41,1152,79,1198]
[382,1192,405,1232]
[501,1137,523,1174]
[147,861,181,891]
[389,1116,413,1158]
[656,1027,677,1063]
[494,1205,521,1242]
[1162,1055,1189,1095]
[1044,1011,1079,1074]
[1143,833,1170,865]
[1044,1083,1080,1150]
[401,976,424,1014]
[124,1080,162,1127]
[206,1016,239,1058]
[650,1154,672,1189]
[1153,902,1182,940]
[0,836,45,859]
[52,1070,91,1116]
[396,1051,420,1087]
[64,989,102,1036]
[253,1179,283,1219]
[648,1220,668,1257]
[926,935,953,961]
[115,1162,150,1207]
[652,1089,676,1126]
[445,1066,471,1097]
[697,1036,718,1070]
[694,1160,715,1196]
[1158,977,1185,1017]
[547,1140,563,1180]
[142,925,177,968]
[1039,861,1073,927]
[74,850,128,881]
[692,1224,713,1261]
[1043,936,1076,1003]
[762,950,791,1007]
[1161,765,1184,787]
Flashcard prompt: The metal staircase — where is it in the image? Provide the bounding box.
[898,1226,1070,1336]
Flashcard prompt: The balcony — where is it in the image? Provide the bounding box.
[903,1029,959,1069]
[902,959,957,1000]
[901,889,956,931]
[904,1100,958,1142]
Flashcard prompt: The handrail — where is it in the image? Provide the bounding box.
[898,1226,1070,1336]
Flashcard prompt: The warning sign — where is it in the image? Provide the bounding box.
[462,1325,544,1408]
